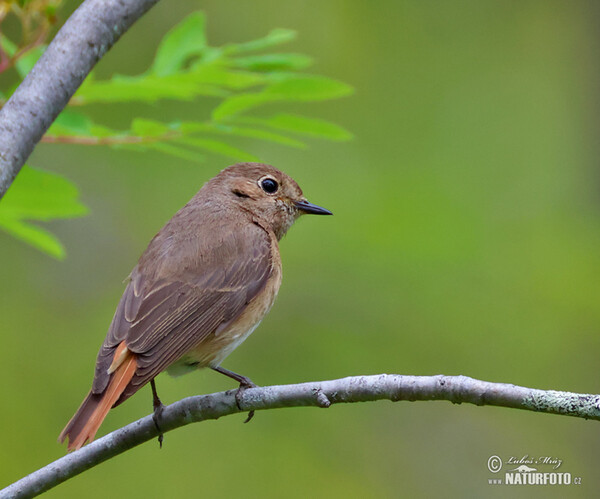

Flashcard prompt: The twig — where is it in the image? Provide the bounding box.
[0,0,161,199]
[40,131,178,146]
[1,374,599,498]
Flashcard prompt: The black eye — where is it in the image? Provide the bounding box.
[260,178,278,194]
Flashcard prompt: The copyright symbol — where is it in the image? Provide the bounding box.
[487,455,502,473]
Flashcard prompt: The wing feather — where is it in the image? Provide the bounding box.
[91,220,274,400]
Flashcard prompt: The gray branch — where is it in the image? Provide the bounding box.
[2,374,600,498]
[0,0,161,199]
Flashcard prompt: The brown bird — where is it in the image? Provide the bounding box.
[59,162,331,451]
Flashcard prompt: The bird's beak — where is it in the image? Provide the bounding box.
[294,199,333,216]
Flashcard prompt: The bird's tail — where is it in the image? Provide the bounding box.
[59,341,137,451]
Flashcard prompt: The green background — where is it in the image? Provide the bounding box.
[1,1,599,497]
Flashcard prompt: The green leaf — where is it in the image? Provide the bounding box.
[264,75,354,101]
[212,75,354,120]
[148,142,205,163]
[153,12,207,76]
[237,113,353,141]
[211,125,306,148]
[0,217,65,259]
[111,143,150,152]
[131,118,170,137]
[0,166,88,220]
[0,166,88,259]
[181,122,306,148]
[212,93,277,121]
[46,112,123,141]
[89,124,121,138]
[0,35,17,56]
[175,137,258,161]
[0,36,45,78]
[47,110,93,136]
[15,45,46,78]
[224,28,296,54]
[231,53,313,72]
[75,73,227,104]
[189,66,265,89]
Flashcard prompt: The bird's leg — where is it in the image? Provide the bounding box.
[150,378,165,448]
[211,366,257,423]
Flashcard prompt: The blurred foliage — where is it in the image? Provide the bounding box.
[0,0,59,78]
[0,9,353,259]
[0,165,87,258]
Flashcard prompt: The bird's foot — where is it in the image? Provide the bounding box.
[235,378,258,423]
[211,366,257,423]
[151,379,165,448]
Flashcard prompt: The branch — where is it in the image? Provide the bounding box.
[0,0,161,199]
[2,374,599,498]
[41,131,178,146]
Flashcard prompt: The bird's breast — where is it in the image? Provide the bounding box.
[207,260,282,367]
[168,238,283,373]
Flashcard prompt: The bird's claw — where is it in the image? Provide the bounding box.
[235,379,257,423]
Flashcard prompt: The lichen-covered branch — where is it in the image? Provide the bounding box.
[0,0,161,199]
[2,374,599,498]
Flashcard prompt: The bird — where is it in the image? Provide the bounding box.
[59,162,331,451]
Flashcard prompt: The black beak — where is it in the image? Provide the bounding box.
[294,199,333,216]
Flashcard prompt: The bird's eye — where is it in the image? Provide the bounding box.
[260,178,279,194]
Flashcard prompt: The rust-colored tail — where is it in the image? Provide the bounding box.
[59,342,137,451]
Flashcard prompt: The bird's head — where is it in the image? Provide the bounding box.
[208,162,332,239]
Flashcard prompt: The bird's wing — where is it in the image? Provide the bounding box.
[91,224,273,402]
